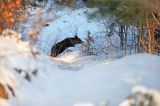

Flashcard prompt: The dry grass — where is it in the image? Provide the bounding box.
[139,0,160,54]
[0,0,24,34]
[0,83,8,99]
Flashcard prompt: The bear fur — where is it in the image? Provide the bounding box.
[50,35,83,57]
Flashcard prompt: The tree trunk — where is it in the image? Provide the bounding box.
[119,24,125,56]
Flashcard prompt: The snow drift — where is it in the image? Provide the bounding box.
[0,31,160,106]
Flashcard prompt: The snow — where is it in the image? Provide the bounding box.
[0,31,160,106]
[73,103,95,106]
[0,99,11,106]
[120,86,160,106]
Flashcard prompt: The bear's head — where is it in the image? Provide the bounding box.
[71,35,83,45]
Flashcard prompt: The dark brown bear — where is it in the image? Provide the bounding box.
[50,35,83,57]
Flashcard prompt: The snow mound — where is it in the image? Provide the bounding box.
[0,32,160,106]
[120,86,160,106]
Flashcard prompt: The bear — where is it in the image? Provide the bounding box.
[50,35,83,57]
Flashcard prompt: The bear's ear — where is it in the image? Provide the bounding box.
[75,35,78,39]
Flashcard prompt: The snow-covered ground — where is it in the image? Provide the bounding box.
[0,31,160,106]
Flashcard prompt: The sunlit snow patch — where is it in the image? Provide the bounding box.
[56,51,82,63]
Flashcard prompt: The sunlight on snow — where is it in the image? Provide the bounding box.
[57,52,80,63]
[73,103,94,106]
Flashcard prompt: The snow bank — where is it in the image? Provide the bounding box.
[0,31,160,106]
[120,86,160,106]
